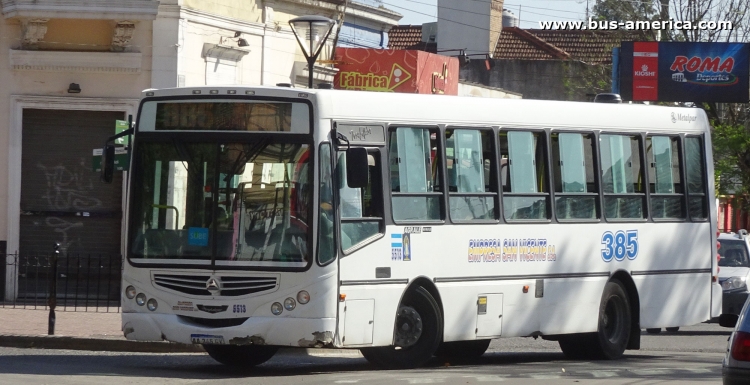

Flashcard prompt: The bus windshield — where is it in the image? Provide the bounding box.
[129,140,311,268]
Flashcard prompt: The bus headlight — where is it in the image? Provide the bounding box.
[297,291,310,304]
[147,299,158,311]
[271,302,283,315]
[284,298,296,311]
[125,286,136,299]
[135,293,147,306]
[722,276,747,291]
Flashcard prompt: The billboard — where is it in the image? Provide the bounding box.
[620,41,749,102]
[334,48,459,95]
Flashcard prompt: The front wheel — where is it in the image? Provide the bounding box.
[203,344,278,367]
[361,286,443,369]
[646,328,661,334]
[665,327,680,333]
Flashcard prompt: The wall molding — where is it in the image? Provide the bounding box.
[1,0,159,20]
[9,50,142,73]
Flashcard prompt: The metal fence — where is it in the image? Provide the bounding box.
[2,252,121,312]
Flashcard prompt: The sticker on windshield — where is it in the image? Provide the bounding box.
[188,227,209,246]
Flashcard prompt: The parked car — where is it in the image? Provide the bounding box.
[721,296,750,385]
[718,231,750,316]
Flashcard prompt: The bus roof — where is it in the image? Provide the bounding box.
[141,86,710,134]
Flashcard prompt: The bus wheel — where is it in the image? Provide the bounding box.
[589,280,631,360]
[558,334,591,359]
[203,344,278,367]
[435,339,491,360]
[361,286,442,369]
[646,328,661,334]
[665,327,679,333]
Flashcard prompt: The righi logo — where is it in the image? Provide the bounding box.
[634,64,656,77]
[339,63,412,92]
[669,56,739,86]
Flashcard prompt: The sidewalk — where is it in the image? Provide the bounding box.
[0,307,360,357]
[0,307,202,353]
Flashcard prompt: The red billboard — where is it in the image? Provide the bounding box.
[334,48,459,95]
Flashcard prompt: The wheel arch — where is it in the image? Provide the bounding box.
[610,269,641,350]
[402,276,444,318]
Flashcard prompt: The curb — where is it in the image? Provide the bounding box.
[0,335,364,357]
[0,335,204,353]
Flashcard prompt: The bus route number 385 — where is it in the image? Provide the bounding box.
[601,230,639,262]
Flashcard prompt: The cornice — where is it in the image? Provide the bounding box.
[1,0,159,20]
[9,50,143,73]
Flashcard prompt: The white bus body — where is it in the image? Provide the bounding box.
[120,86,721,368]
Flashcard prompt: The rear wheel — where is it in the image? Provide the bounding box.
[361,286,443,369]
[646,328,662,334]
[558,280,631,360]
[435,339,491,360]
[203,344,278,367]
[665,327,680,333]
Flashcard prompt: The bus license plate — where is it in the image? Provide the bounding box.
[190,334,225,345]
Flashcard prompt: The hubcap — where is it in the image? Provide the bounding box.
[394,306,423,348]
[603,296,625,343]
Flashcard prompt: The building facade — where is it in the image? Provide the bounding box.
[1,0,400,300]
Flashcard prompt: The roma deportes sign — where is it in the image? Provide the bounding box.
[620,41,749,102]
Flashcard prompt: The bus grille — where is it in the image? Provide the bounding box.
[152,274,278,297]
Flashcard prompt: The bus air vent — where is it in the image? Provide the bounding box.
[153,274,279,297]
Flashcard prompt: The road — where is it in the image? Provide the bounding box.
[0,323,732,385]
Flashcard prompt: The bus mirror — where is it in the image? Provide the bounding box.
[346,147,368,189]
[101,144,115,183]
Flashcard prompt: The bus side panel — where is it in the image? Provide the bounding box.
[537,278,605,335]
[337,284,406,347]
[637,273,711,329]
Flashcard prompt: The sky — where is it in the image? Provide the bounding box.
[384,0,591,29]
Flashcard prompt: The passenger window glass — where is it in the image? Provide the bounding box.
[685,137,708,220]
[552,133,598,220]
[389,127,442,222]
[647,136,685,219]
[318,144,335,264]
[338,149,383,251]
[446,129,497,221]
[500,130,549,220]
[600,134,645,219]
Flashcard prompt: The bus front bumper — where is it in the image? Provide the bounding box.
[122,313,337,348]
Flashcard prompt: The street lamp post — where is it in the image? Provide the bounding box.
[289,15,336,89]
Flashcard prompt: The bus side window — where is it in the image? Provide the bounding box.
[389,127,443,222]
[600,134,646,220]
[337,148,384,251]
[685,136,708,220]
[445,129,497,221]
[647,136,685,219]
[552,132,599,220]
[499,130,550,220]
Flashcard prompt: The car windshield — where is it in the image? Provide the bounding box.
[718,239,750,267]
[129,140,311,268]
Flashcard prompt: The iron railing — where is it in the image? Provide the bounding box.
[2,251,121,313]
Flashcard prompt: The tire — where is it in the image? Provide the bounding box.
[558,335,592,359]
[646,328,662,334]
[434,339,491,360]
[558,280,631,360]
[203,344,278,367]
[589,280,631,359]
[665,327,679,333]
[361,286,443,369]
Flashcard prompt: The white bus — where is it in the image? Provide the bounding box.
[109,86,722,369]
